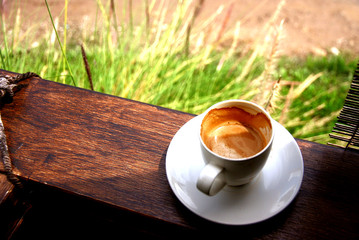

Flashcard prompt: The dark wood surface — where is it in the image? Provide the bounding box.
[0,69,358,239]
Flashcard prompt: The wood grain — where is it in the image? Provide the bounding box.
[1,69,358,239]
[0,176,31,239]
[0,175,12,203]
[1,72,195,226]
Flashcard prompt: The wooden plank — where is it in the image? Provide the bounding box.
[0,177,16,239]
[1,72,194,228]
[1,70,358,238]
[0,71,33,240]
[291,140,359,239]
[0,182,32,239]
[0,175,13,204]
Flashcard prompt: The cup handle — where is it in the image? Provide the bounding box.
[196,163,226,196]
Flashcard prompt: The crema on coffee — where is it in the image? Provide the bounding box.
[201,107,271,159]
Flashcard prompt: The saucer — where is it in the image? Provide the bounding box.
[165,115,304,225]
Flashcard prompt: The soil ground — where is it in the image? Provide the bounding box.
[2,0,359,57]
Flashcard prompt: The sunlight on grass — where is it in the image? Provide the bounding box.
[0,0,358,144]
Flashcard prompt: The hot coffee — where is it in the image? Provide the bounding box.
[201,107,271,159]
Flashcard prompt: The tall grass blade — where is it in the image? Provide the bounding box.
[80,44,94,91]
[44,0,76,86]
[185,0,204,56]
[0,14,9,69]
[264,77,281,111]
[63,0,68,73]
[129,0,134,35]
[292,73,322,99]
[11,8,21,50]
[0,49,6,69]
[145,0,150,37]
[215,2,233,43]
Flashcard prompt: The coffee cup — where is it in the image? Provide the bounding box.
[196,99,274,196]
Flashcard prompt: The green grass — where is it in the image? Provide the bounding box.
[0,0,358,145]
[274,55,357,143]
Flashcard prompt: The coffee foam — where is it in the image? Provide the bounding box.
[201,107,271,159]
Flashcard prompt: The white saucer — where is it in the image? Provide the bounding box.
[166,115,304,225]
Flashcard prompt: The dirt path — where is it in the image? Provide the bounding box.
[2,0,359,56]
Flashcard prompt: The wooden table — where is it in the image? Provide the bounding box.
[0,70,358,239]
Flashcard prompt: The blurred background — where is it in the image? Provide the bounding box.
[1,0,358,144]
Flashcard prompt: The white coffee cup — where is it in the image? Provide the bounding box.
[196,100,274,196]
